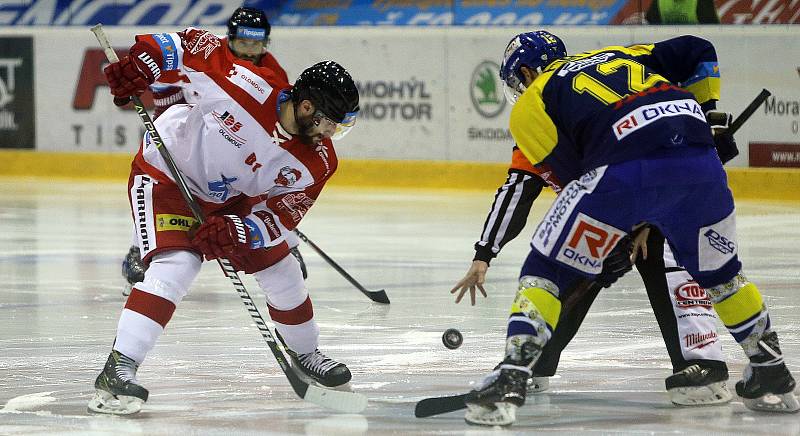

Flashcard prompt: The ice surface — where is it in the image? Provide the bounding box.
[1,180,798,435]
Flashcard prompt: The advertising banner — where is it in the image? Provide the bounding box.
[5,26,800,167]
[34,27,447,160]
[749,142,800,167]
[0,0,795,26]
[612,0,800,24]
[0,37,35,149]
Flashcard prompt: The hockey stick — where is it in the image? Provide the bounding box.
[295,229,390,304]
[90,24,366,414]
[729,88,771,135]
[415,393,467,418]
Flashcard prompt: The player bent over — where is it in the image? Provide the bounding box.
[454,31,797,426]
[88,27,360,414]
[120,7,308,297]
[528,228,731,406]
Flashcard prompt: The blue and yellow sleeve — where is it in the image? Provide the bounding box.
[631,35,721,108]
[509,75,559,167]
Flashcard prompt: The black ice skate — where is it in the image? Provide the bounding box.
[464,365,530,426]
[276,331,351,389]
[735,332,799,413]
[290,246,308,279]
[88,350,149,415]
[121,245,146,297]
[665,363,731,406]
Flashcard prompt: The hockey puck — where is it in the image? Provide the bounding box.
[442,328,463,349]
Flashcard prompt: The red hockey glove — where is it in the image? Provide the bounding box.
[191,215,253,261]
[104,42,161,103]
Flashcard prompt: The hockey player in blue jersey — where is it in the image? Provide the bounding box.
[457,31,798,426]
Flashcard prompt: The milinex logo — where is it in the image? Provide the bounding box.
[0,37,34,149]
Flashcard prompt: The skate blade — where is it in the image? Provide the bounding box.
[527,376,550,394]
[741,392,800,413]
[290,366,353,392]
[464,402,517,426]
[87,389,144,415]
[669,381,732,406]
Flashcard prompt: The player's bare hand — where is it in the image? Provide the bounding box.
[450,260,489,306]
[630,225,651,263]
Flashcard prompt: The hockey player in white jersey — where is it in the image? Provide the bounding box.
[120,7,309,297]
[88,27,359,415]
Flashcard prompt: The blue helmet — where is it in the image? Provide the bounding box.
[499,31,567,104]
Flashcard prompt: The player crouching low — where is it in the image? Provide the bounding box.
[460,31,798,426]
[88,26,359,414]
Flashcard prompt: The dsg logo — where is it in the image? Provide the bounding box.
[470,61,505,118]
[704,228,736,254]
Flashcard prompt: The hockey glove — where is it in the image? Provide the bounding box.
[595,235,633,288]
[713,130,738,164]
[706,111,739,164]
[104,41,161,104]
[191,215,253,262]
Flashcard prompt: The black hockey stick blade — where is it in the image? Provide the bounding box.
[295,229,390,304]
[728,88,771,135]
[414,393,467,418]
[364,288,390,304]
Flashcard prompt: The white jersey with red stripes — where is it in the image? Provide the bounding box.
[133,28,337,250]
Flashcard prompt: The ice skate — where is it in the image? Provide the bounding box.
[88,350,149,415]
[276,331,351,389]
[464,365,530,426]
[290,246,308,279]
[121,246,145,297]
[735,332,799,413]
[527,375,550,393]
[666,363,731,406]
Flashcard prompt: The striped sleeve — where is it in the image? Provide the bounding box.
[134,32,183,73]
[473,167,544,265]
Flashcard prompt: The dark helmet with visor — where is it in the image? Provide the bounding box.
[292,60,360,140]
[227,7,271,42]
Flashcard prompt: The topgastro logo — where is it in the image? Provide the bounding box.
[675,281,712,309]
[470,61,505,118]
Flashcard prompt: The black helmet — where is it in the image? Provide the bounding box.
[292,60,359,124]
[227,7,270,42]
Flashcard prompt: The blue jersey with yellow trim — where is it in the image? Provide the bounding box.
[510,36,720,189]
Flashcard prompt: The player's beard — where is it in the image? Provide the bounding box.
[294,107,322,145]
[237,53,262,64]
